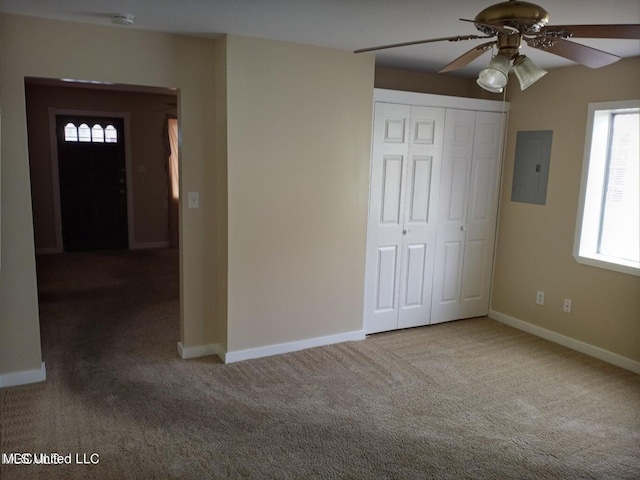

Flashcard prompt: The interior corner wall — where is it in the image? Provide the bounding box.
[213,36,229,352]
[224,35,375,353]
[0,13,218,378]
[493,57,640,362]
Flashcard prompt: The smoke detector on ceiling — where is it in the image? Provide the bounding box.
[111,14,135,26]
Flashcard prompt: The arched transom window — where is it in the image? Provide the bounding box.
[64,122,118,143]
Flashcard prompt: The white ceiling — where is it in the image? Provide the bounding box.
[2,0,639,77]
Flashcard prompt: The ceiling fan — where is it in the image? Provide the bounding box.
[355,0,640,92]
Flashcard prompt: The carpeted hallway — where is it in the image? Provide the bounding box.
[1,249,639,479]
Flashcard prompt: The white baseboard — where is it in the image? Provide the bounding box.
[36,247,62,255]
[489,310,640,374]
[132,241,170,250]
[223,329,366,364]
[177,342,222,360]
[0,362,47,388]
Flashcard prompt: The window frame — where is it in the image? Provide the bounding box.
[573,99,640,277]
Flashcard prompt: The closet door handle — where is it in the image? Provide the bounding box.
[403,229,410,235]
[460,225,467,231]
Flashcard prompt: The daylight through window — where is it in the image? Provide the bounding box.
[105,125,118,143]
[64,123,78,142]
[92,124,105,143]
[78,123,91,142]
[574,100,640,276]
[63,122,118,143]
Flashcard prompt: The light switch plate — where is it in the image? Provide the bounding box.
[188,192,199,209]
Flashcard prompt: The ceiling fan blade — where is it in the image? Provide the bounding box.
[541,24,640,39]
[439,41,496,73]
[354,34,492,54]
[526,37,620,68]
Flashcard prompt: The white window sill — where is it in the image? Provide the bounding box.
[574,253,640,277]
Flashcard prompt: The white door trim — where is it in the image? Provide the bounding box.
[48,108,134,251]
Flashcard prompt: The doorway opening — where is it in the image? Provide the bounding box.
[25,77,181,366]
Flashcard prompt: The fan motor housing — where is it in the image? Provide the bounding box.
[497,32,522,59]
[475,0,550,35]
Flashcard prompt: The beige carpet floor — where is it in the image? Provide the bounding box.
[1,249,639,479]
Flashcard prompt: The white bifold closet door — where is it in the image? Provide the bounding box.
[364,102,444,334]
[430,109,503,324]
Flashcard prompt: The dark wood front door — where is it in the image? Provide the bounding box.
[56,115,128,251]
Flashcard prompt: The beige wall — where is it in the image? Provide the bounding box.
[375,66,503,100]
[225,36,375,352]
[493,57,640,362]
[0,14,218,376]
[25,83,177,250]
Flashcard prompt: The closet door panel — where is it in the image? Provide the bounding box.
[442,240,463,302]
[461,111,503,318]
[460,238,486,301]
[448,158,469,220]
[430,109,475,324]
[398,106,444,329]
[364,103,410,334]
[407,156,433,223]
[375,245,400,311]
[402,243,427,307]
[380,156,404,224]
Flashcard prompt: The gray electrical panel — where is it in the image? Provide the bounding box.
[511,130,552,205]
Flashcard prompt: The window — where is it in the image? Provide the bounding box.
[574,100,640,276]
[91,124,104,143]
[105,125,118,143]
[64,123,78,142]
[63,122,119,144]
[78,123,91,142]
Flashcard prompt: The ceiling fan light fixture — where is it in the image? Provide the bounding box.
[476,82,504,94]
[477,54,510,92]
[513,54,547,90]
[354,2,640,87]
